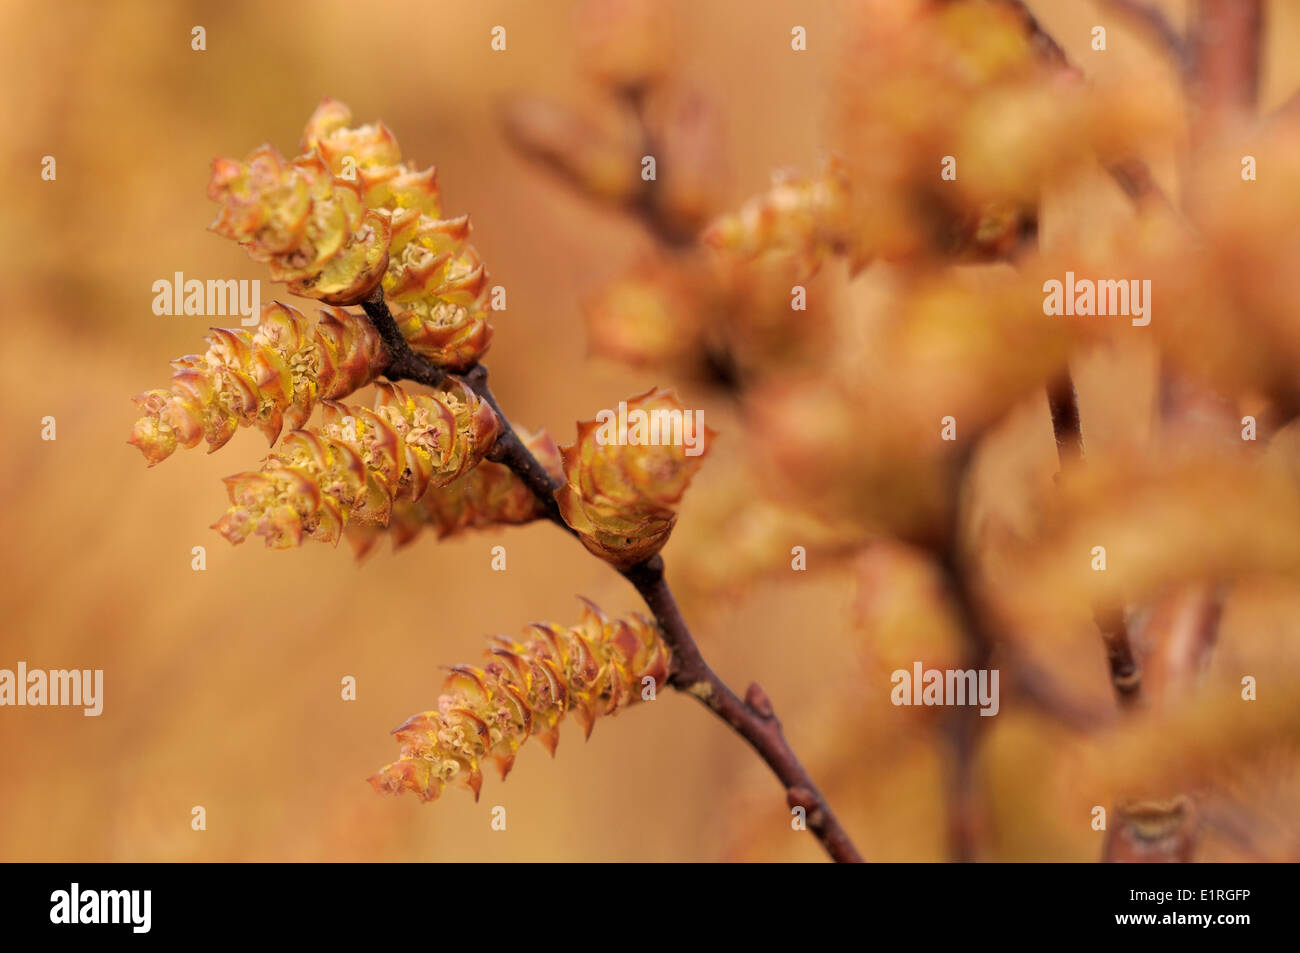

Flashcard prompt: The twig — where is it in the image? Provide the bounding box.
[623,557,863,863]
[1266,88,1300,127]
[1046,371,1086,468]
[999,0,1173,208]
[360,289,448,390]
[361,289,863,863]
[1188,0,1264,132]
[1046,372,1142,706]
[1096,0,1190,74]
[936,537,993,863]
[619,85,697,249]
[500,86,696,249]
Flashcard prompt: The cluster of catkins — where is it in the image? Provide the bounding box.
[130,101,714,559]
[129,99,714,802]
[128,101,518,550]
[130,298,511,551]
[203,98,495,367]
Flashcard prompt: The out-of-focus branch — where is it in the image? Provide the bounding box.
[1046,370,1086,468]
[618,86,698,249]
[1188,0,1264,134]
[1046,372,1142,707]
[1140,584,1226,702]
[1001,0,1173,207]
[361,289,862,863]
[937,538,994,862]
[500,87,696,249]
[1267,88,1300,126]
[1096,0,1189,74]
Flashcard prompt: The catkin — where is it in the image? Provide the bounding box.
[370,601,670,801]
[128,302,387,466]
[213,381,499,548]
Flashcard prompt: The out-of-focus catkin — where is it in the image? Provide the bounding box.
[556,387,715,568]
[207,146,392,304]
[213,381,499,548]
[703,161,855,278]
[369,600,670,802]
[128,302,387,466]
[301,99,494,370]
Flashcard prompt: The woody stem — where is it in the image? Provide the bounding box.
[1046,372,1142,706]
[360,289,863,863]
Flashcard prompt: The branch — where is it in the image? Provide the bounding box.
[1095,0,1190,74]
[1188,0,1264,126]
[623,557,863,862]
[359,290,448,390]
[1266,87,1300,127]
[361,289,863,863]
[619,85,697,249]
[936,534,994,862]
[1046,372,1142,706]
[1046,370,1085,468]
[999,0,1173,207]
[500,86,696,250]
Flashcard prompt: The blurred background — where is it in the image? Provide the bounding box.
[1,0,1298,861]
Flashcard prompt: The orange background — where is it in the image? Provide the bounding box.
[1,0,1296,862]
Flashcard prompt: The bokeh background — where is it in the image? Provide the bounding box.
[1,0,1298,861]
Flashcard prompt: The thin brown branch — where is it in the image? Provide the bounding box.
[1096,0,1190,74]
[1046,370,1086,468]
[360,288,449,390]
[361,289,862,863]
[1188,0,1265,124]
[623,557,863,863]
[1266,87,1300,127]
[500,87,696,249]
[1046,372,1142,706]
[1009,5,1151,711]
[619,85,698,249]
[999,0,1173,207]
[1095,607,1142,706]
[936,538,993,863]
[995,0,1072,69]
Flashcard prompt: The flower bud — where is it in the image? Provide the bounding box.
[556,387,715,568]
[703,160,853,279]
